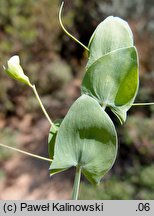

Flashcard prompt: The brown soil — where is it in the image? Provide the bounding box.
[0,80,81,200]
[0,118,74,200]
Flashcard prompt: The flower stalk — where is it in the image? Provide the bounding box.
[31,84,56,129]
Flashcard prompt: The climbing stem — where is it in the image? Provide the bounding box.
[132,102,154,106]
[59,2,89,52]
[0,143,52,162]
[31,85,56,130]
[71,166,82,200]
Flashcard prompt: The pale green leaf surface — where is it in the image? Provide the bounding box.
[49,95,117,184]
[82,47,139,123]
[48,119,66,176]
[87,16,133,68]
[48,119,62,159]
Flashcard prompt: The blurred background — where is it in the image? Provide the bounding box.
[0,0,154,200]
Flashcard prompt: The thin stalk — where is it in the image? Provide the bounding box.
[59,2,89,52]
[132,102,154,106]
[71,166,82,200]
[0,143,52,162]
[32,85,56,130]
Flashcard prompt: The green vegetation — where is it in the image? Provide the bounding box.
[80,165,154,199]
[0,0,70,115]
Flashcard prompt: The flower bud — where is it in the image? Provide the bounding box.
[3,55,32,87]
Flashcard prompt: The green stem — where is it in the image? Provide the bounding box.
[0,143,52,162]
[32,85,56,130]
[71,166,82,200]
[132,102,154,106]
[59,2,89,52]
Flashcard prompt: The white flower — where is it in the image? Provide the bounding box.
[3,55,32,86]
